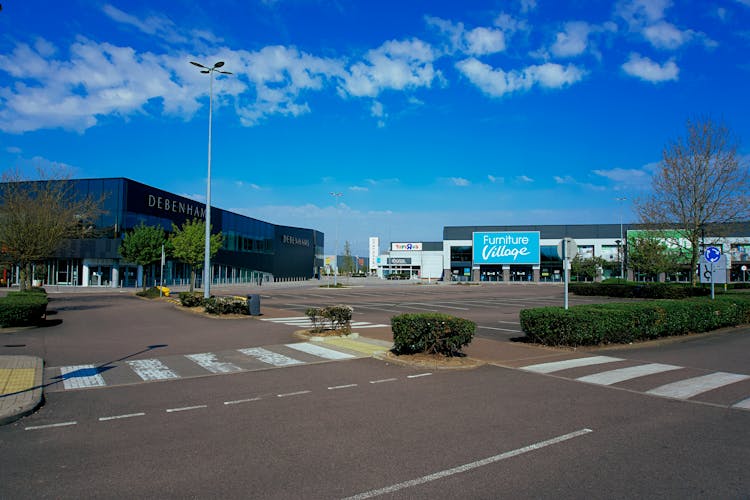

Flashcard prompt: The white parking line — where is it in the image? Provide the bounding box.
[99,413,146,421]
[576,363,682,386]
[478,326,522,333]
[277,390,311,398]
[407,373,432,379]
[25,421,77,431]
[166,405,208,413]
[224,397,262,405]
[370,378,397,384]
[329,384,358,390]
[343,428,593,499]
[521,356,622,374]
[646,372,750,399]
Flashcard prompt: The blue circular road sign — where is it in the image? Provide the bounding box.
[704,246,722,263]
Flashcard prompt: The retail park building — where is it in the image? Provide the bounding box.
[1,177,749,287]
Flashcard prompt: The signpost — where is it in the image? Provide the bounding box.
[558,237,577,310]
[701,246,723,300]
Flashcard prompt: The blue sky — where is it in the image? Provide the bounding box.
[1,0,749,256]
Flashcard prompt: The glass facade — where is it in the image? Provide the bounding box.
[3,178,323,288]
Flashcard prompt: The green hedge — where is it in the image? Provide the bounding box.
[519,295,750,347]
[569,282,710,299]
[0,291,49,327]
[204,296,248,315]
[391,313,475,356]
[179,292,205,308]
[305,305,353,333]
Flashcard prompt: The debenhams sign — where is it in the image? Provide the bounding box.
[147,194,206,219]
[282,234,310,247]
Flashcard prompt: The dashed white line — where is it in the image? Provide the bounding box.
[277,390,312,398]
[478,326,522,332]
[343,428,594,499]
[99,413,146,421]
[224,397,263,405]
[370,378,398,384]
[25,421,77,431]
[329,384,358,390]
[166,405,208,413]
[407,373,432,379]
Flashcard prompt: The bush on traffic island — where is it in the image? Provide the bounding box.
[391,313,476,356]
[0,291,49,327]
[204,296,248,315]
[305,305,353,333]
[519,295,750,347]
[569,282,710,299]
[178,292,205,308]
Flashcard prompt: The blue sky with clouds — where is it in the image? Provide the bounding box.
[1,0,749,255]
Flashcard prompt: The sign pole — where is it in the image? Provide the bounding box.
[710,262,715,300]
[563,244,569,310]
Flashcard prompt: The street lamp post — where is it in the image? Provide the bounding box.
[330,192,343,286]
[616,197,627,280]
[190,60,232,299]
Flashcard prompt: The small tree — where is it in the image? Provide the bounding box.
[627,232,682,281]
[169,218,222,292]
[570,255,605,282]
[635,117,749,285]
[119,223,166,291]
[341,241,355,275]
[0,168,103,290]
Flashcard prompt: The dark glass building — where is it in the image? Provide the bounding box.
[3,178,323,288]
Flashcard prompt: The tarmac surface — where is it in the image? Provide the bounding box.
[2,280,749,426]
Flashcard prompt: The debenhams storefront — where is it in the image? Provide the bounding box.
[7,178,324,288]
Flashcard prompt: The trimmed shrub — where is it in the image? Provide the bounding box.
[519,295,750,347]
[305,305,353,333]
[569,282,710,299]
[179,292,205,308]
[391,313,476,356]
[204,296,248,315]
[136,287,162,299]
[0,292,49,327]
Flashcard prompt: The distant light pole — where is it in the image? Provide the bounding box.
[616,196,627,280]
[190,60,232,299]
[330,192,343,286]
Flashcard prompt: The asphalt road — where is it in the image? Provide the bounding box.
[1,282,749,498]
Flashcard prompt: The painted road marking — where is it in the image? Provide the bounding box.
[407,373,432,379]
[99,413,145,421]
[732,397,750,410]
[286,342,356,360]
[576,363,682,386]
[329,384,358,390]
[277,390,311,398]
[370,378,398,384]
[60,365,107,389]
[25,421,77,431]
[646,372,750,399]
[238,347,304,367]
[521,356,623,374]
[166,405,208,413]
[343,428,593,499]
[185,353,242,374]
[127,359,181,381]
[261,317,388,329]
[478,326,522,333]
[224,397,263,405]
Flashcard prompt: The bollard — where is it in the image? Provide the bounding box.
[246,294,261,316]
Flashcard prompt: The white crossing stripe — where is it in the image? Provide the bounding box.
[646,372,750,399]
[576,363,682,386]
[521,356,622,374]
[60,364,107,389]
[185,353,242,374]
[126,359,180,381]
[285,342,356,360]
[260,317,388,329]
[732,397,750,410]
[238,347,304,367]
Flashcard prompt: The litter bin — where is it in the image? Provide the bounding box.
[247,294,261,316]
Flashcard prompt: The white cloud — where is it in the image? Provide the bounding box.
[349,186,369,192]
[488,174,504,183]
[465,27,506,55]
[615,0,672,27]
[550,22,592,58]
[6,146,22,154]
[516,175,534,183]
[593,167,652,190]
[615,0,714,51]
[456,58,585,97]
[621,53,678,82]
[338,39,437,98]
[449,177,471,186]
[642,21,693,50]
[102,4,189,45]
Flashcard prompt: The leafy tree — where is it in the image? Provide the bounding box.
[119,223,167,291]
[635,117,749,285]
[341,240,355,275]
[169,218,222,292]
[0,168,103,290]
[627,232,683,281]
[570,255,605,282]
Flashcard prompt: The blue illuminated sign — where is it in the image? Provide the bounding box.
[473,231,541,265]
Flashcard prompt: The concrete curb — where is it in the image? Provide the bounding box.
[0,355,44,426]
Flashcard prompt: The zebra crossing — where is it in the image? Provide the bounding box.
[260,316,389,329]
[519,356,750,410]
[45,341,367,392]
